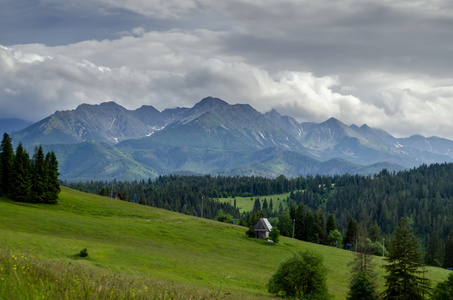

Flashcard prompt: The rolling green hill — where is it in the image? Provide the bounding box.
[0,187,450,299]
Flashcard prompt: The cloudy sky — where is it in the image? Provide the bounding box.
[1,0,453,139]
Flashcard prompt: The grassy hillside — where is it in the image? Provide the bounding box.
[0,187,450,299]
[219,192,291,213]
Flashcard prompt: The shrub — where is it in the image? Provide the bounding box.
[79,248,88,258]
[267,250,331,299]
[268,226,280,244]
[245,227,256,238]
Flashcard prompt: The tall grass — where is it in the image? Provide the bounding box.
[0,249,255,299]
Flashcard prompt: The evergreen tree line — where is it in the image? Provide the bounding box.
[0,133,60,203]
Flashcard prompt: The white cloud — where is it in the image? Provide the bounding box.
[2,0,453,139]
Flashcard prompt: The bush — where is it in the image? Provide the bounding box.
[267,250,331,299]
[215,209,232,223]
[245,227,256,238]
[268,226,280,244]
[79,248,88,258]
[347,272,377,300]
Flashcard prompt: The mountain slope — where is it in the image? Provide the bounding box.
[9,96,453,180]
[12,102,186,146]
[119,97,308,153]
[40,141,157,181]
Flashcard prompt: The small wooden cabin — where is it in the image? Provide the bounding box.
[253,218,273,239]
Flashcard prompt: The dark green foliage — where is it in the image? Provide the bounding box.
[267,250,331,299]
[315,208,327,244]
[345,218,359,250]
[44,151,60,203]
[277,210,293,237]
[252,198,261,212]
[347,272,377,300]
[326,213,337,235]
[444,232,453,269]
[382,217,431,300]
[78,248,88,258]
[245,226,256,238]
[294,203,306,240]
[327,229,342,247]
[4,142,60,204]
[32,146,47,203]
[0,133,14,194]
[348,224,377,300]
[10,143,32,202]
[368,221,381,243]
[425,231,442,267]
[215,209,232,223]
[269,226,280,244]
[432,273,453,300]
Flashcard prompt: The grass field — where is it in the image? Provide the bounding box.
[219,192,291,213]
[0,187,451,299]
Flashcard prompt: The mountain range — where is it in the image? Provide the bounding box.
[7,97,453,181]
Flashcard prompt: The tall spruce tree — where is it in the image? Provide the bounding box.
[345,217,359,250]
[443,231,453,269]
[348,224,377,300]
[45,151,60,203]
[315,208,327,244]
[10,143,32,202]
[0,133,14,194]
[326,213,337,235]
[31,145,47,203]
[382,217,431,300]
[425,231,442,267]
[295,203,306,240]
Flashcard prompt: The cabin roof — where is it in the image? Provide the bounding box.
[253,218,272,232]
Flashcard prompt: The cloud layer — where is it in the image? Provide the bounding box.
[1,0,453,139]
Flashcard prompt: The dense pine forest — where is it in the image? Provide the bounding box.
[65,162,453,269]
[0,133,60,203]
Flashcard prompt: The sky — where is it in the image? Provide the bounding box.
[1,0,453,139]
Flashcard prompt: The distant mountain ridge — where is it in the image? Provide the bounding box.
[8,97,453,181]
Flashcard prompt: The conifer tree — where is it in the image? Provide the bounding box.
[10,143,32,202]
[315,208,327,244]
[425,231,442,267]
[31,145,46,203]
[0,133,14,194]
[382,217,431,300]
[295,203,306,240]
[368,221,381,243]
[326,213,337,235]
[348,224,377,300]
[443,231,453,269]
[45,151,60,203]
[345,217,359,250]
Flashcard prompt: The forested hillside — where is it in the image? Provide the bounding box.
[67,162,453,268]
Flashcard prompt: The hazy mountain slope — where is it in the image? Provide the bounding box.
[119,97,309,153]
[39,141,158,181]
[0,118,32,135]
[11,102,185,146]
[10,96,453,180]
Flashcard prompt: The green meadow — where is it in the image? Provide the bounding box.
[0,187,450,299]
[219,192,291,213]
